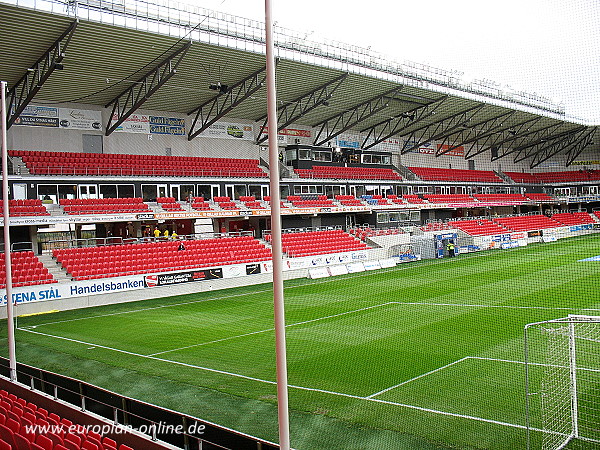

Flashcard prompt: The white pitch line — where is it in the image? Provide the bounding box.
[367,357,471,399]
[15,327,551,434]
[147,301,396,356]
[392,301,600,312]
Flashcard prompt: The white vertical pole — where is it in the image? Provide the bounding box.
[263,2,291,449]
[1,81,17,381]
[568,319,579,440]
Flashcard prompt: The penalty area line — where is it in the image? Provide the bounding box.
[17,327,550,434]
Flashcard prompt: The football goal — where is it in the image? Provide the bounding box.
[525,315,600,450]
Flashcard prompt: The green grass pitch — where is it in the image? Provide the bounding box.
[4,234,600,449]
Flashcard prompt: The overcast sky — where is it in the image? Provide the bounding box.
[201,0,600,124]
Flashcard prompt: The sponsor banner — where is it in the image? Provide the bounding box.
[436,144,465,156]
[144,268,223,287]
[0,275,146,306]
[0,214,139,227]
[363,261,382,271]
[308,267,330,279]
[572,160,600,166]
[501,241,520,249]
[13,105,59,128]
[528,230,542,237]
[149,116,185,135]
[202,121,254,140]
[114,114,150,133]
[245,263,262,275]
[346,262,365,273]
[284,259,309,270]
[328,265,349,276]
[260,126,311,138]
[511,232,527,240]
[59,108,102,131]
[379,258,397,269]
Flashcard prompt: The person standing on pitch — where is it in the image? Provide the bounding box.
[447,240,455,257]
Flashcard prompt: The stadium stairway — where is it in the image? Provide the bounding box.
[38,254,71,283]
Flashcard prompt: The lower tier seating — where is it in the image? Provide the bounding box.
[53,237,272,280]
[0,251,56,288]
[551,212,596,226]
[279,230,369,257]
[0,388,134,450]
[491,215,562,232]
[448,219,511,236]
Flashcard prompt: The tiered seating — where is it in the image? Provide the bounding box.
[448,219,511,236]
[594,211,600,221]
[0,388,134,450]
[525,193,555,201]
[10,150,267,178]
[0,199,49,216]
[296,165,401,180]
[551,212,596,226]
[280,230,368,257]
[53,237,272,280]
[334,195,363,206]
[419,222,452,232]
[504,170,600,183]
[239,196,264,209]
[408,167,502,183]
[287,195,335,208]
[423,194,476,204]
[492,215,561,232]
[190,197,211,211]
[401,195,425,204]
[60,198,150,215]
[474,194,528,203]
[156,197,184,211]
[213,196,239,210]
[349,226,404,241]
[0,251,56,288]
[503,172,541,183]
[534,170,600,183]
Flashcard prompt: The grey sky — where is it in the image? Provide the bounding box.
[202,0,600,123]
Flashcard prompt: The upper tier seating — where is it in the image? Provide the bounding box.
[419,222,453,232]
[334,195,363,206]
[0,388,136,450]
[423,194,476,204]
[279,230,369,257]
[503,172,542,183]
[0,251,56,288]
[60,198,150,215]
[10,150,267,178]
[473,194,529,203]
[349,226,404,241]
[551,212,596,226]
[53,236,272,280]
[0,199,49,216]
[491,215,561,232]
[401,195,426,204]
[157,197,184,211]
[295,165,401,180]
[525,193,555,201]
[287,195,335,208]
[408,167,502,182]
[190,197,212,211]
[448,219,511,236]
[505,170,600,183]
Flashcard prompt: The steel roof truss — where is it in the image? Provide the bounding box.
[105,42,191,136]
[512,126,586,163]
[398,104,485,155]
[565,128,597,167]
[527,127,590,167]
[255,73,348,145]
[188,65,267,141]
[490,122,563,161]
[6,20,78,129]
[311,86,403,147]
[360,96,448,150]
[436,110,515,156]
[464,116,541,159]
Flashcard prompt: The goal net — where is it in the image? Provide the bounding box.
[525,315,600,450]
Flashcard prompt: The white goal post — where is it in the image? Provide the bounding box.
[525,315,600,450]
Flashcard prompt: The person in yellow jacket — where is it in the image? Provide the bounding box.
[446,240,455,257]
[163,229,170,239]
[153,227,161,240]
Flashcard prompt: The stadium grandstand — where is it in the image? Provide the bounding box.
[0,0,599,449]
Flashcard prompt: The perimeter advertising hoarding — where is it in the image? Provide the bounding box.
[143,268,223,287]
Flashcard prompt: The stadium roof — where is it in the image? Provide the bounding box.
[1,0,598,167]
